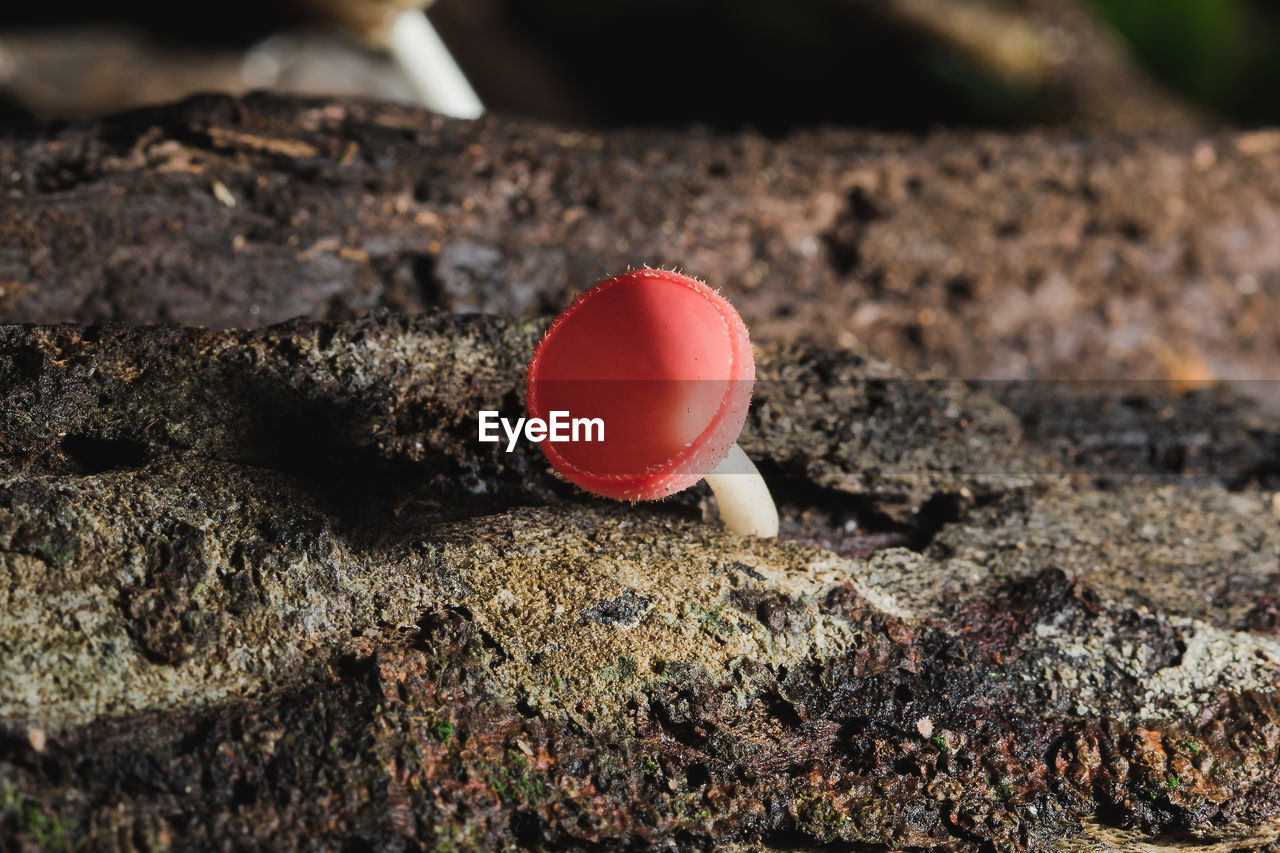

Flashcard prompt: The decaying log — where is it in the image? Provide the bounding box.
[0,314,1278,850]
[3,94,1280,851]
[1,93,1277,386]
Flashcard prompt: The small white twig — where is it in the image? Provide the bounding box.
[704,443,779,538]
[386,9,484,119]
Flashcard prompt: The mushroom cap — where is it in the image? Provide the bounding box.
[526,269,755,500]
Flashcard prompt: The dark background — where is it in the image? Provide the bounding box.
[1,0,1278,131]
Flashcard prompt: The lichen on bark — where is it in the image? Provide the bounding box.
[1,312,1279,850]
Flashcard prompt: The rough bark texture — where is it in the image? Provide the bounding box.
[0,314,1279,851]
[3,96,1280,851]
[2,94,1279,387]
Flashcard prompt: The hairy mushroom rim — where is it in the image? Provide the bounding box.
[527,268,779,538]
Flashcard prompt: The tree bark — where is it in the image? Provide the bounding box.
[1,93,1276,388]
[3,94,1280,851]
[0,314,1278,850]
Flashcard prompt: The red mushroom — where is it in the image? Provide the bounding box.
[526,268,779,537]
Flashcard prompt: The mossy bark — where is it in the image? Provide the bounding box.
[1,313,1278,850]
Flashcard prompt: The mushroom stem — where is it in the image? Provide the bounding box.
[703,443,779,538]
[386,9,484,119]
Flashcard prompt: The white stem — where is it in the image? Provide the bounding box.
[386,9,484,119]
[704,443,779,538]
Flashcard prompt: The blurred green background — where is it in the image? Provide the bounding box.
[484,0,1280,131]
[1088,0,1280,125]
[2,0,1279,129]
